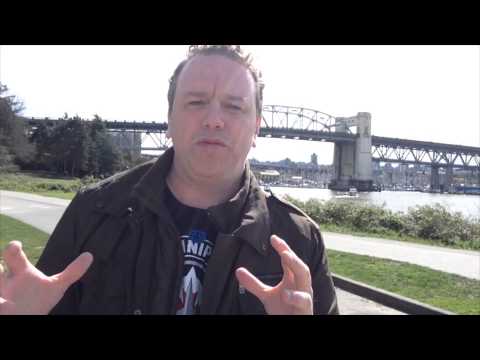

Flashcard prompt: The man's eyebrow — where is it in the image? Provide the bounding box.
[183,91,209,98]
[182,91,248,102]
[225,94,248,102]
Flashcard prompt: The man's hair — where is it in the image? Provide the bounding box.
[167,45,264,118]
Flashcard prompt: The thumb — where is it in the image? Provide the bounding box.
[55,252,93,290]
[2,241,30,276]
[235,267,268,302]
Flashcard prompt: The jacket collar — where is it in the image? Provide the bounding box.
[131,147,174,216]
[124,147,270,256]
[209,161,271,256]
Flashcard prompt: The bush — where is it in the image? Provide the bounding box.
[0,164,20,173]
[80,175,99,186]
[406,204,480,247]
[281,195,480,250]
[378,211,408,233]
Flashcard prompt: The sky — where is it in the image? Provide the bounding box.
[1,45,479,164]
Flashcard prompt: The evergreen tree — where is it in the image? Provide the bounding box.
[0,82,35,168]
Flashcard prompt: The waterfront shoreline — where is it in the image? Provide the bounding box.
[263,186,480,219]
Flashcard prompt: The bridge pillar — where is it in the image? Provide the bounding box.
[445,166,454,192]
[332,141,355,186]
[330,112,373,191]
[354,112,373,187]
[431,166,440,191]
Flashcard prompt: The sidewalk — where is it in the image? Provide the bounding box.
[323,231,480,280]
[0,190,69,234]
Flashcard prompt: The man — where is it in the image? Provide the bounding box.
[0,45,339,315]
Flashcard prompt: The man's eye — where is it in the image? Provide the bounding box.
[188,100,206,106]
[226,104,242,111]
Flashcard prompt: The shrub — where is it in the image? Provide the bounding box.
[281,195,480,250]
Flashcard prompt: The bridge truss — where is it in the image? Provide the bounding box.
[371,136,480,170]
[23,108,480,170]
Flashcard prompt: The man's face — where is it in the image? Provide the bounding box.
[168,54,260,180]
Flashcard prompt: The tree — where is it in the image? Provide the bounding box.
[0,85,17,168]
[0,83,25,114]
[27,114,123,177]
[56,117,90,177]
[29,121,55,171]
[0,83,35,169]
[87,115,121,177]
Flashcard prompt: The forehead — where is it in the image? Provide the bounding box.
[176,54,256,98]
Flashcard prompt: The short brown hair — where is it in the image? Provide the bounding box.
[167,45,264,118]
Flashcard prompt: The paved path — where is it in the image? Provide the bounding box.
[323,232,480,280]
[0,190,69,234]
[335,288,405,315]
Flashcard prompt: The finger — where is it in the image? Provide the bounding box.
[0,262,5,294]
[2,241,30,276]
[271,235,296,286]
[279,250,295,288]
[54,252,93,290]
[282,289,313,314]
[271,236,312,293]
[235,267,269,302]
[281,250,312,294]
[270,234,292,254]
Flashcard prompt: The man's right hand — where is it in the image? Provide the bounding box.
[0,241,93,315]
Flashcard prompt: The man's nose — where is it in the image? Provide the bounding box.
[202,102,224,129]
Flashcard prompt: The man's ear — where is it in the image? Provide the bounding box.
[166,117,171,139]
[252,116,261,148]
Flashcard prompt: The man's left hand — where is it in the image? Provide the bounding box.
[235,235,313,315]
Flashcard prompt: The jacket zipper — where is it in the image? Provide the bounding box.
[155,205,184,315]
[169,222,184,315]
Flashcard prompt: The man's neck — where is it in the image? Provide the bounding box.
[166,159,244,209]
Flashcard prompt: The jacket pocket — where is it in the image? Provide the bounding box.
[77,216,131,314]
[238,273,283,315]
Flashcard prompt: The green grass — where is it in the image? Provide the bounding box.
[0,214,49,266]
[0,171,81,190]
[0,172,79,200]
[327,249,480,315]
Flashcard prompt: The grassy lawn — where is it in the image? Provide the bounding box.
[0,214,49,266]
[327,249,480,315]
[0,172,79,200]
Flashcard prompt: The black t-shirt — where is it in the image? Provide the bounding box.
[164,185,218,315]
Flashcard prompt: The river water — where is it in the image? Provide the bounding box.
[265,187,480,219]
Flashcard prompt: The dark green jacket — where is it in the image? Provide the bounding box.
[37,148,339,315]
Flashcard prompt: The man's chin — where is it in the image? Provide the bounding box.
[194,168,228,181]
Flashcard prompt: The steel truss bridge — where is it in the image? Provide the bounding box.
[24,105,480,170]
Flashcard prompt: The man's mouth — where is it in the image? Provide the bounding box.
[197,139,227,147]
